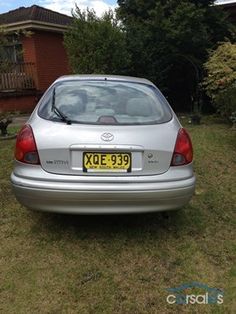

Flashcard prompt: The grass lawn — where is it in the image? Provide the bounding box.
[0,116,235,313]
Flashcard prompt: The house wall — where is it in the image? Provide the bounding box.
[0,94,37,113]
[22,30,70,91]
[21,35,39,88]
[0,30,70,113]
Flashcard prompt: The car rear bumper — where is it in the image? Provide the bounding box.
[11,168,195,214]
[11,163,195,214]
[11,183,195,214]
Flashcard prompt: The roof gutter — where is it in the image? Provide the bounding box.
[1,20,70,33]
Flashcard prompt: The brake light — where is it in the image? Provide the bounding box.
[171,128,193,166]
[15,125,40,164]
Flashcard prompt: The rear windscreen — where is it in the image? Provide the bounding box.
[38,80,172,125]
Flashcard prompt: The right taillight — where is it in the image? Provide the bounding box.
[171,128,193,166]
[15,125,40,165]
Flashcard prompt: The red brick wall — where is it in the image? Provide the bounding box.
[1,30,70,113]
[32,31,70,91]
[22,35,37,64]
[22,30,70,91]
[0,94,37,113]
[21,35,39,88]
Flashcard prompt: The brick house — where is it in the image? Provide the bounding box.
[0,5,72,112]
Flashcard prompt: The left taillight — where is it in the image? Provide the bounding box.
[15,125,40,165]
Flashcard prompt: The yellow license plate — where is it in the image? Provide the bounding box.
[83,152,131,172]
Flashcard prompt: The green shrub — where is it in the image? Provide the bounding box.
[64,7,130,75]
[204,42,236,121]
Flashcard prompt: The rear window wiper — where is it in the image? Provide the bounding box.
[51,87,72,125]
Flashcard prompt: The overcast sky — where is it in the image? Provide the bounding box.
[0,0,235,17]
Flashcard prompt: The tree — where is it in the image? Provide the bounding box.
[204,42,236,123]
[64,7,130,74]
[0,27,10,72]
[117,0,235,111]
[0,27,32,71]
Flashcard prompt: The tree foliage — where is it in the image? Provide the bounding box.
[64,1,235,112]
[204,42,236,121]
[117,0,235,110]
[0,27,10,72]
[64,7,130,74]
[0,28,32,71]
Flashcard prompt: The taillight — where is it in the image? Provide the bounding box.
[171,128,193,166]
[15,125,40,164]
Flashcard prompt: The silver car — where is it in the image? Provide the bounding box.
[11,75,195,214]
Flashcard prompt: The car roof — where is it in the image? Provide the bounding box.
[55,74,155,86]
